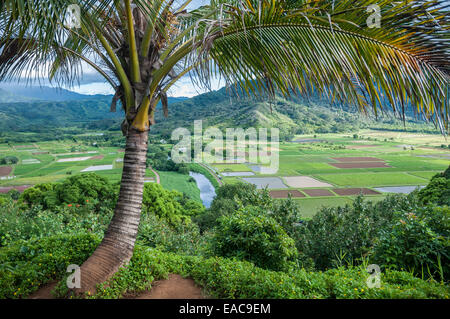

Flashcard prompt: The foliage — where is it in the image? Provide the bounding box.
[146,145,189,174]
[44,242,448,300]
[295,194,420,270]
[0,200,112,247]
[142,183,204,227]
[0,156,18,164]
[418,165,450,206]
[0,233,101,299]
[194,182,272,232]
[372,207,450,281]
[137,213,209,257]
[19,173,117,210]
[210,206,298,271]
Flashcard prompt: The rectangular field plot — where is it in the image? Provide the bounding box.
[302,189,335,197]
[211,164,251,172]
[283,176,333,188]
[332,157,384,162]
[407,171,441,180]
[21,159,41,164]
[329,162,391,169]
[221,172,255,177]
[317,172,428,187]
[57,157,92,163]
[374,186,425,194]
[0,166,12,176]
[333,188,381,196]
[295,197,354,219]
[270,190,305,198]
[81,165,113,172]
[242,177,288,189]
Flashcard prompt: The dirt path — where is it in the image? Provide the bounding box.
[150,167,161,184]
[28,281,58,299]
[127,274,206,299]
[29,275,206,299]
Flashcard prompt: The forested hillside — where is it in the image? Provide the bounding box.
[0,85,436,138]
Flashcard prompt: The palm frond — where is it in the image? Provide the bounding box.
[196,0,450,131]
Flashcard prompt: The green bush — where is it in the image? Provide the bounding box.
[89,247,450,300]
[142,183,203,226]
[19,173,117,210]
[0,233,100,299]
[1,234,448,300]
[295,195,408,270]
[210,206,298,271]
[372,207,449,280]
[137,213,209,256]
[0,201,112,247]
[418,166,450,206]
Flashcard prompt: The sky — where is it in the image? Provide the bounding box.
[71,0,217,97]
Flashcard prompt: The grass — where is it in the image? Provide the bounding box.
[316,172,429,187]
[1,129,449,221]
[295,197,354,219]
[158,171,201,202]
[408,171,441,179]
[212,163,252,172]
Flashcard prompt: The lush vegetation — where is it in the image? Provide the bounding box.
[0,85,441,143]
[1,165,448,299]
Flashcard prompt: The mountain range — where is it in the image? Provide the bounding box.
[0,84,434,137]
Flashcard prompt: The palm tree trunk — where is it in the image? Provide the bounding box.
[75,127,148,295]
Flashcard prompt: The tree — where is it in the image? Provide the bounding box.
[0,0,448,294]
[211,206,298,271]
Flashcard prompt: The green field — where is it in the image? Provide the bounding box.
[158,171,201,202]
[214,130,450,216]
[1,129,449,218]
[316,172,428,187]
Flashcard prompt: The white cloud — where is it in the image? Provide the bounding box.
[68,82,115,95]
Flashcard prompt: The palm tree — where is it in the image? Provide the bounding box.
[0,0,448,294]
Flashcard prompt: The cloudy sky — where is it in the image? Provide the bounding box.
[70,0,219,97]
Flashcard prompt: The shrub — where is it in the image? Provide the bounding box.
[86,247,450,300]
[210,206,298,271]
[0,202,112,247]
[19,173,117,211]
[194,183,281,232]
[142,183,203,226]
[137,213,209,256]
[0,233,100,299]
[418,166,450,206]
[55,173,117,209]
[295,194,420,270]
[7,189,20,200]
[372,207,449,281]
[2,235,448,300]
[19,183,56,209]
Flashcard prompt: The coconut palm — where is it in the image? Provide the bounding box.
[0,0,449,294]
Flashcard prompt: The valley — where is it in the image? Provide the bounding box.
[1,128,449,219]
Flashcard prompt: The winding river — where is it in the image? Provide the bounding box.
[189,172,216,208]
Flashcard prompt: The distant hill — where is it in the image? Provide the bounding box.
[0,84,110,102]
[0,85,187,132]
[150,87,432,140]
[0,85,435,137]
[0,88,38,103]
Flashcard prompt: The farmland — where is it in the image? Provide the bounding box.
[0,138,195,200]
[1,129,449,219]
[211,130,450,218]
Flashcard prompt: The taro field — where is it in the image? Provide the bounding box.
[207,130,450,219]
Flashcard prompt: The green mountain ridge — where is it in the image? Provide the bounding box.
[0,86,436,137]
[150,87,433,140]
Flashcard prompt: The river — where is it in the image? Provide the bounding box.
[189,172,216,208]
